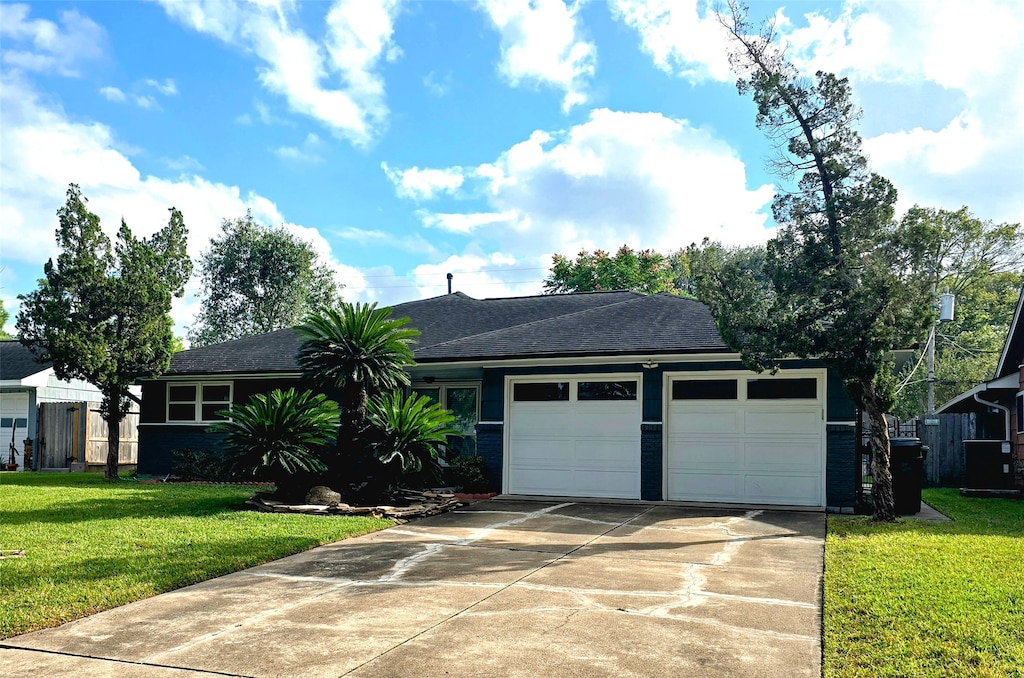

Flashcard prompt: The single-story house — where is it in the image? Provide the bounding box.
[0,340,106,470]
[937,285,1024,488]
[138,291,860,510]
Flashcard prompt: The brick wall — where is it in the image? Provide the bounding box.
[137,425,227,476]
[476,422,504,493]
[826,424,858,511]
[640,423,663,501]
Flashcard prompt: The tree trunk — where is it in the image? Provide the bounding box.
[104,387,124,481]
[862,383,896,521]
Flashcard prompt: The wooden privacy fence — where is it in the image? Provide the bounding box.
[36,401,139,471]
[917,413,976,487]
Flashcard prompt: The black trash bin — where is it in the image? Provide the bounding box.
[890,438,924,515]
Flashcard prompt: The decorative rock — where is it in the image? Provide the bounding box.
[305,485,342,506]
[245,489,463,519]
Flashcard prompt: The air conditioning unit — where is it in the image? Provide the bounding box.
[963,440,1013,489]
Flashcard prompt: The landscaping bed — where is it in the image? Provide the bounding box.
[0,473,392,639]
[824,488,1024,677]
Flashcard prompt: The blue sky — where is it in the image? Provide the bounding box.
[2,0,1022,338]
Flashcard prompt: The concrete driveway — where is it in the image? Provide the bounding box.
[0,500,824,677]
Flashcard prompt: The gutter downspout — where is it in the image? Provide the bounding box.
[974,393,1011,441]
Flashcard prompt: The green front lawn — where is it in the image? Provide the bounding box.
[825,488,1024,677]
[0,473,392,639]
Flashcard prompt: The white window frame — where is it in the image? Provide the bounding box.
[166,382,233,424]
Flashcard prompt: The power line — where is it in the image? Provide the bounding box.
[351,278,548,291]
[343,265,550,280]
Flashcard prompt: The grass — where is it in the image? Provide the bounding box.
[0,473,392,639]
[825,488,1024,678]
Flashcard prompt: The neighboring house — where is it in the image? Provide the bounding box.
[0,340,105,470]
[137,291,860,510]
[937,286,1024,488]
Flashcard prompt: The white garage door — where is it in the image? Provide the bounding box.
[506,376,641,499]
[665,371,826,506]
[1,392,30,470]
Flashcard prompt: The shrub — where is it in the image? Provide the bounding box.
[444,454,491,493]
[170,447,233,482]
[363,391,460,493]
[207,388,339,497]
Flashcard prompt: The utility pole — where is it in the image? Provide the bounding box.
[927,289,956,415]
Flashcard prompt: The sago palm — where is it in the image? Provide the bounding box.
[295,302,419,435]
[208,388,339,480]
[365,391,461,487]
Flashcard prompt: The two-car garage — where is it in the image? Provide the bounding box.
[503,369,827,507]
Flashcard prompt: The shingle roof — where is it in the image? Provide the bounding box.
[414,293,725,361]
[0,341,52,381]
[162,291,729,375]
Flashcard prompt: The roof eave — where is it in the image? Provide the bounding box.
[935,372,1019,414]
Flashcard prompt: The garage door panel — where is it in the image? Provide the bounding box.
[667,471,743,502]
[508,439,574,467]
[508,406,569,437]
[666,373,825,506]
[744,440,822,471]
[666,438,743,467]
[667,408,743,435]
[574,439,639,468]
[572,470,640,499]
[571,410,639,436]
[744,474,821,505]
[744,409,821,436]
[508,468,576,495]
[507,378,641,499]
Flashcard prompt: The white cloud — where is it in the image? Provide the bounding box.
[403,109,774,259]
[608,0,732,83]
[100,84,166,109]
[417,210,518,235]
[381,162,465,200]
[99,86,127,102]
[133,94,159,110]
[164,155,206,173]
[411,253,544,300]
[778,0,1024,224]
[273,132,324,164]
[0,4,106,76]
[611,0,1024,225]
[334,226,441,257]
[476,0,595,111]
[0,75,353,334]
[158,0,401,146]
[423,70,451,97]
[144,78,178,95]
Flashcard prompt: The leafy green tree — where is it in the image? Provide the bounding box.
[364,391,460,491]
[295,303,418,442]
[892,207,1024,416]
[17,184,191,479]
[188,213,342,347]
[697,4,937,520]
[0,299,12,339]
[209,388,339,496]
[544,245,677,294]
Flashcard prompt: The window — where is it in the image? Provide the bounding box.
[578,380,638,400]
[0,418,28,429]
[513,382,570,401]
[672,379,737,400]
[747,377,817,400]
[1016,393,1024,435]
[412,383,480,456]
[167,383,232,422]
